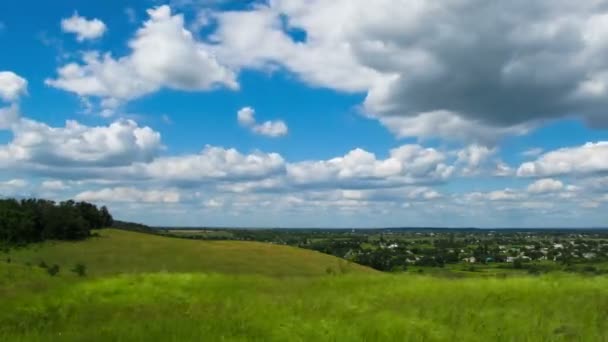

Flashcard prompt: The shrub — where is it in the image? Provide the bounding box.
[39,261,48,269]
[582,265,598,274]
[513,259,524,269]
[72,263,87,277]
[47,264,60,276]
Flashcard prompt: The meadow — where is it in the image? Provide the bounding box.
[5,229,372,277]
[2,229,608,341]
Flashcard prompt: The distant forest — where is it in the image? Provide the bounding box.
[0,198,113,246]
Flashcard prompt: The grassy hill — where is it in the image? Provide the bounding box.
[6,228,374,277]
[1,229,607,341]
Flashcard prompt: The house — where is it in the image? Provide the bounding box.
[553,243,564,249]
[583,252,597,260]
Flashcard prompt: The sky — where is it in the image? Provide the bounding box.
[0,0,608,228]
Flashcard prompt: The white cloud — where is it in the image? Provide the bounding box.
[237,106,288,137]
[139,145,286,183]
[494,162,514,177]
[0,71,27,102]
[0,104,20,130]
[75,187,180,203]
[41,180,69,191]
[522,148,544,158]
[207,1,608,142]
[48,6,237,113]
[61,13,107,41]
[0,179,27,188]
[456,145,495,176]
[251,120,288,137]
[527,178,564,194]
[287,145,453,188]
[237,106,255,126]
[378,111,531,145]
[0,118,162,167]
[465,188,524,202]
[210,6,380,93]
[0,179,29,197]
[518,142,608,177]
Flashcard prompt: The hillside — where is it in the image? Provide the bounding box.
[6,228,375,277]
[1,230,607,340]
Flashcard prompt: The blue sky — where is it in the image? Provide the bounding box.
[0,0,607,227]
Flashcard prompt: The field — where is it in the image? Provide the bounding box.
[5,229,372,277]
[2,229,608,341]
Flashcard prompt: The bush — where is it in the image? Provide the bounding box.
[513,259,524,269]
[39,261,48,269]
[47,264,60,276]
[72,263,87,277]
[582,265,598,274]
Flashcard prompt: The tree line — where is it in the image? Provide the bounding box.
[0,198,113,246]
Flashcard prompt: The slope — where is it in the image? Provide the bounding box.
[6,228,374,277]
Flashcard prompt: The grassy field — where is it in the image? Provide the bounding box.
[2,229,608,341]
[5,229,373,277]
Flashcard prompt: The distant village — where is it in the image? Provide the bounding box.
[163,228,608,273]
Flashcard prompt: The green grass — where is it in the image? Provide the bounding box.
[1,267,607,341]
[2,229,608,341]
[5,229,373,277]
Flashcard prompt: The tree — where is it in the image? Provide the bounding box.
[0,198,115,246]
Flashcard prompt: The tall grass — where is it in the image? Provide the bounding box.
[2,271,607,341]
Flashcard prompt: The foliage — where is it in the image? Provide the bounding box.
[72,263,87,277]
[164,228,608,274]
[47,264,59,276]
[0,198,113,245]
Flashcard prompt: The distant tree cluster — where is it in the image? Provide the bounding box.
[0,198,113,245]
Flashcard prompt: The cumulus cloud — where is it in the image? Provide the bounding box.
[0,179,27,188]
[527,178,564,194]
[0,71,27,102]
[0,179,28,197]
[456,145,495,176]
[48,6,237,113]
[75,187,180,203]
[138,145,286,183]
[379,111,531,145]
[0,118,162,167]
[0,104,20,130]
[237,106,288,137]
[287,145,453,188]
[518,142,608,177]
[61,13,107,41]
[207,0,608,142]
[41,180,69,191]
[465,188,524,202]
[237,107,256,126]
